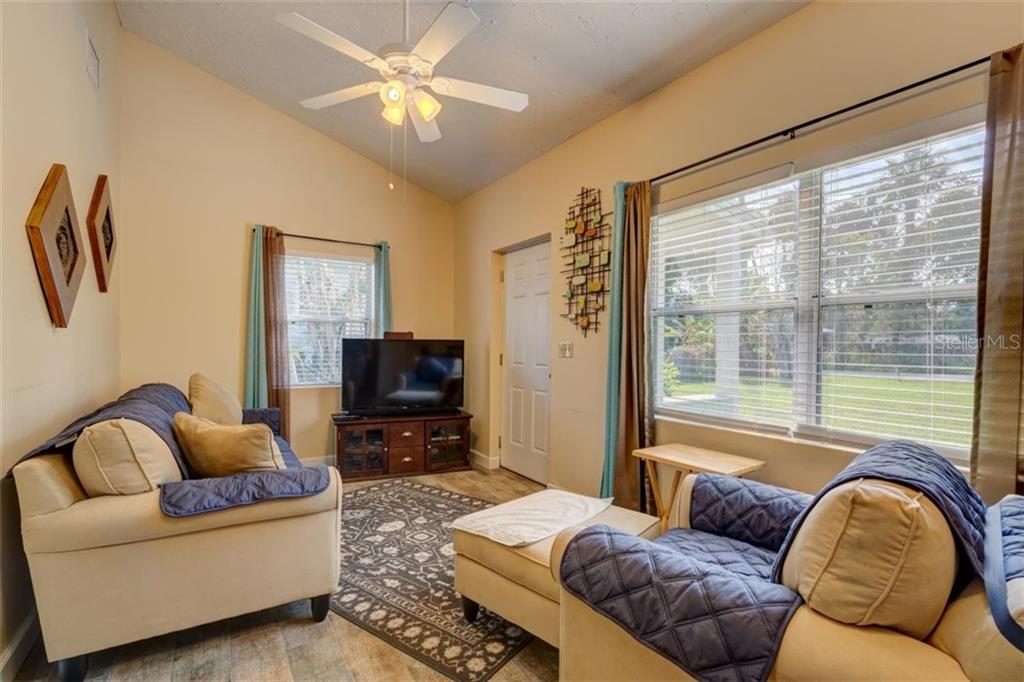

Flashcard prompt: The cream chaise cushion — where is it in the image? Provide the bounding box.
[188,372,243,425]
[173,412,285,478]
[781,478,956,639]
[72,419,182,497]
[455,504,659,601]
[929,578,1024,681]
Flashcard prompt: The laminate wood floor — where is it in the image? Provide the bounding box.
[15,467,557,682]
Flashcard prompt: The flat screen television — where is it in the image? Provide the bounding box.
[341,339,464,416]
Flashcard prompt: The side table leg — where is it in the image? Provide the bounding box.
[645,460,668,532]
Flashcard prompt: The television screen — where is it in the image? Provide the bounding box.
[341,339,464,415]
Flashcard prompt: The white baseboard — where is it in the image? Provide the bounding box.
[470,449,499,470]
[1,612,39,682]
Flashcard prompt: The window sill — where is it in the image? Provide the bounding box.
[290,384,341,390]
[654,409,970,468]
[655,409,868,457]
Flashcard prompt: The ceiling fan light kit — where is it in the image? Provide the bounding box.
[276,1,528,143]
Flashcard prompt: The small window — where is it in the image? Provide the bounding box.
[650,124,985,457]
[284,254,374,386]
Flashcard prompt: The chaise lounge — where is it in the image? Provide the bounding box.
[552,443,1024,681]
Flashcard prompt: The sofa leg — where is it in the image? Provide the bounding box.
[462,596,480,623]
[310,594,331,622]
[56,655,88,682]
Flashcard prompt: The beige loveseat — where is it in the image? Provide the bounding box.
[12,380,342,681]
[14,454,342,674]
[552,473,1024,681]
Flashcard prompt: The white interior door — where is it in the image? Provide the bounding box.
[502,241,551,484]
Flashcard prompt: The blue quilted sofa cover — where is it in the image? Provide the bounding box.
[17,383,328,516]
[561,440,1024,682]
[561,475,811,682]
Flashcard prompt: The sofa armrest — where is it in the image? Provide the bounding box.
[13,454,87,518]
[242,407,282,436]
[686,473,812,552]
[550,525,586,585]
[21,466,341,554]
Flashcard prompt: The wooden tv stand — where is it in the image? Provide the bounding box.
[332,411,473,480]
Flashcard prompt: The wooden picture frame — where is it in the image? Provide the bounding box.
[86,174,116,292]
[25,164,87,327]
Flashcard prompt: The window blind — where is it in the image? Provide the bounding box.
[284,254,374,386]
[651,124,984,455]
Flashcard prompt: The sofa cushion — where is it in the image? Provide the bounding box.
[654,528,776,580]
[19,466,341,554]
[929,578,1024,681]
[72,419,182,497]
[173,413,285,478]
[454,503,658,601]
[781,478,956,639]
[188,373,242,425]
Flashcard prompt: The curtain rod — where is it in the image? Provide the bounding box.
[251,227,378,249]
[650,54,991,185]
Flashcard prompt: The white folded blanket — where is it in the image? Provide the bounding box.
[451,489,612,546]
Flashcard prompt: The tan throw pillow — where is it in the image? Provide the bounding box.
[172,412,284,478]
[188,373,243,425]
[72,419,183,496]
[781,478,956,639]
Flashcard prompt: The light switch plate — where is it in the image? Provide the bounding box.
[558,341,574,359]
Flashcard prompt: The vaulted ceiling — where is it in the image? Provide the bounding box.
[116,1,805,201]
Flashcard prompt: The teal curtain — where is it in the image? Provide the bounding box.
[375,241,394,336]
[244,225,269,409]
[600,182,628,497]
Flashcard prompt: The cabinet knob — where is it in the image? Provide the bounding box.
[401,456,413,463]
[401,431,414,438]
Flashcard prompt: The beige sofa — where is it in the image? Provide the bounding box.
[13,453,342,677]
[551,473,1024,681]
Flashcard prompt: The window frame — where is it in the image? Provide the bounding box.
[283,251,376,389]
[649,122,985,466]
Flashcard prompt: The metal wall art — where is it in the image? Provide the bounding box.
[559,186,611,336]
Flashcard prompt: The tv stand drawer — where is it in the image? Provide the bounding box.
[389,422,424,447]
[388,447,424,475]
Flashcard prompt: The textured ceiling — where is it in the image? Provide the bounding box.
[116,1,805,201]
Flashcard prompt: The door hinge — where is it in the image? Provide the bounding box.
[499,270,505,283]
[498,436,502,449]
[499,353,503,366]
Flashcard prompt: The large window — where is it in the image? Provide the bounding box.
[651,124,985,456]
[284,254,374,386]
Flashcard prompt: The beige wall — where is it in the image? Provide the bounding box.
[454,1,1024,496]
[1,1,123,673]
[117,32,456,460]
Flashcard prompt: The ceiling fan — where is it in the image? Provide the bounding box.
[276,1,529,143]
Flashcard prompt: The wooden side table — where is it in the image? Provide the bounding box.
[632,443,766,532]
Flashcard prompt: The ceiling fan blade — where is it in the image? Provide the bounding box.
[301,82,383,110]
[407,102,442,143]
[430,78,528,112]
[276,13,386,70]
[412,3,479,66]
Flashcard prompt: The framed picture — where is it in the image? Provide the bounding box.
[25,164,86,327]
[86,174,116,292]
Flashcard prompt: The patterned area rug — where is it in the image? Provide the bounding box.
[332,479,532,681]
